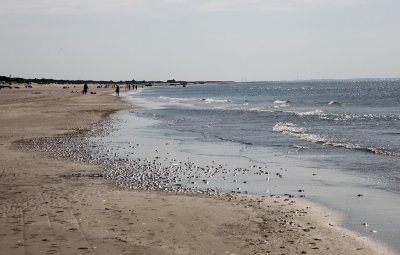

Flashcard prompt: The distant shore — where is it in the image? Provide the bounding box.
[0,75,234,90]
[0,83,395,255]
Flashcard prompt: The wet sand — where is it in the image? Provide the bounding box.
[0,84,395,255]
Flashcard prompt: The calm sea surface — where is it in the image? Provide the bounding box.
[93,80,400,252]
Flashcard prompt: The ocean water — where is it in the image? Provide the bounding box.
[92,80,400,252]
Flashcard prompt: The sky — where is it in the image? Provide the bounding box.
[1,0,400,82]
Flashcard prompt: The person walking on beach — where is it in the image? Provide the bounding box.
[116,85,120,96]
[82,83,88,94]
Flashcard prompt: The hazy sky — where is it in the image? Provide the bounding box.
[1,0,399,81]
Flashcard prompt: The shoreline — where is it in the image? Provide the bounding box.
[0,84,395,254]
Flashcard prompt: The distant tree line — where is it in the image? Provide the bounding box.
[0,75,212,86]
[0,75,152,85]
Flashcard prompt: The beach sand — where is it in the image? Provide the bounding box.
[0,84,395,255]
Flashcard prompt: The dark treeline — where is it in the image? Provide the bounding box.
[0,75,163,85]
[0,75,216,86]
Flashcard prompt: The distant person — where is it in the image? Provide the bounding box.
[116,85,120,96]
[82,83,88,94]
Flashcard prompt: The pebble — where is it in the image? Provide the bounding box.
[19,119,292,198]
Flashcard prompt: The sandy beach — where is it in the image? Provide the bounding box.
[0,84,395,255]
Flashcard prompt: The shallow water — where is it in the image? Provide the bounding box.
[90,80,400,253]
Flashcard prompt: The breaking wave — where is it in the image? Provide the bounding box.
[283,110,399,122]
[159,96,230,104]
[273,100,290,104]
[201,98,231,103]
[273,122,400,157]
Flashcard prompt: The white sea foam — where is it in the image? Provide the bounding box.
[202,98,231,103]
[292,109,325,117]
[273,122,353,147]
[247,107,274,113]
[273,100,290,104]
[159,96,231,104]
[213,105,399,124]
[273,104,290,108]
[272,122,304,134]
[367,147,400,157]
[273,122,400,157]
[281,109,399,122]
[274,122,360,149]
[328,100,341,105]
[159,96,193,103]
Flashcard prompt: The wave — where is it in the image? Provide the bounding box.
[247,107,274,113]
[158,96,195,103]
[273,122,400,157]
[273,104,290,108]
[273,100,290,104]
[328,100,341,105]
[273,99,291,108]
[159,95,399,122]
[211,105,399,122]
[212,106,275,113]
[292,109,325,117]
[281,109,399,122]
[272,122,305,134]
[201,98,231,103]
[159,96,230,104]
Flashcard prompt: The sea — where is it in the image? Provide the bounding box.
[91,79,400,252]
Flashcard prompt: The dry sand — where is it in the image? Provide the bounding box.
[0,84,395,255]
